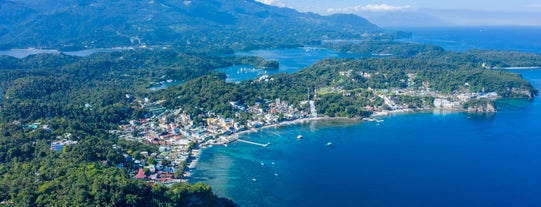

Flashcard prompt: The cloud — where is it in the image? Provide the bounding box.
[254,0,285,7]
[327,4,414,13]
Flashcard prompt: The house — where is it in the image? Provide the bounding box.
[50,140,78,152]
[135,169,146,179]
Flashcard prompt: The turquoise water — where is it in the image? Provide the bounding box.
[190,27,541,207]
[192,71,541,207]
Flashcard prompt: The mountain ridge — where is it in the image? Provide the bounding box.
[0,0,381,50]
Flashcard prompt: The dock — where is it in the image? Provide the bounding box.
[236,139,270,147]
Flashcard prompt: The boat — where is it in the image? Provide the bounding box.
[326,142,333,147]
[297,134,303,139]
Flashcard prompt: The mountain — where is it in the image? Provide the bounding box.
[0,0,381,50]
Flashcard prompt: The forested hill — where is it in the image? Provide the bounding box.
[0,0,380,50]
[0,50,250,206]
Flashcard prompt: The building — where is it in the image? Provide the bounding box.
[50,140,78,152]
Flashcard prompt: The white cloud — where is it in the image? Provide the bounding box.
[255,0,285,7]
[327,4,414,13]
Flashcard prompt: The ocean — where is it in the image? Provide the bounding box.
[394,26,541,53]
[189,26,541,207]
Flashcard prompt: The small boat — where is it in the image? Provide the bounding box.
[252,178,257,182]
[297,134,303,139]
[260,162,265,166]
[326,142,333,147]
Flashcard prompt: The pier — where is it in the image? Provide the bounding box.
[236,139,270,147]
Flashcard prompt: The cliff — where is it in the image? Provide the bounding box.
[464,99,497,113]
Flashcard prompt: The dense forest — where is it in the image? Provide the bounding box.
[326,41,541,68]
[323,41,445,57]
[0,0,381,51]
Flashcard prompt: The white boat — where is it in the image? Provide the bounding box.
[326,142,333,147]
[297,134,303,139]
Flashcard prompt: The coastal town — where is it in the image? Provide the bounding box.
[106,73,502,185]
[109,91,319,184]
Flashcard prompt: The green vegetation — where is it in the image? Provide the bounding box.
[1,1,538,206]
[0,50,258,206]
[0,159,234,206]
[323,41,444,57]
[0,0,381,51]
[0,39,539,206]
[324,42,541,68]
[159,51,537,119]
[465,49,541,68]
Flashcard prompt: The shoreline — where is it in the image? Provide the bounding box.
[216,116,357,144]
[188,110,415,174]
[186,107,484,178]
[199,108,444,149]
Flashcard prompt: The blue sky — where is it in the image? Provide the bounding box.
[256,0,541,26]
[279,0,541,12]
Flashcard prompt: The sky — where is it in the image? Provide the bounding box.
[255,0,541,27]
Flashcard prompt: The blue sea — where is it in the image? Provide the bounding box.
[394,26,541,53]
[193,27,541,207]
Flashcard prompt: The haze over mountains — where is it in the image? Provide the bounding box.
[0,0,381,50]
[268,0,541,27]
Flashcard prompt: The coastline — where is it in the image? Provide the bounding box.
[188,110,414,175]
[182,99,516,182]
[187,107,490,177]
[215,116,358,145]
[199,108,441,150]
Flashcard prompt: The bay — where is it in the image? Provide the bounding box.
[190,27,541,207]
[218,47,355,82]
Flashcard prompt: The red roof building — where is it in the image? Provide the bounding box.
[135,168,146,179]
